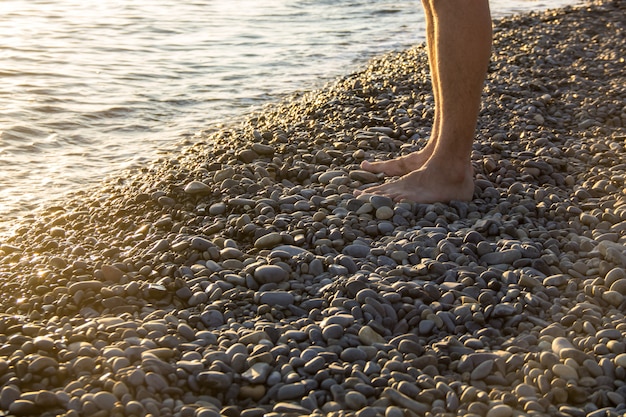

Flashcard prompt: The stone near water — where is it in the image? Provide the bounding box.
[184,180,211,194]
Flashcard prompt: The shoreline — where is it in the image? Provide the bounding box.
[1,2,625,417]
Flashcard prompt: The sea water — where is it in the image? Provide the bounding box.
[0,0,581,236]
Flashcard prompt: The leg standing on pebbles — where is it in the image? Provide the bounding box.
[355,0,492,203]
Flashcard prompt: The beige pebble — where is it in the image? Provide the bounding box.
[375,206,394,220]
[358,326,385,345]
[614,353,626,368]
[609,278,626,295]
[514,383,537,398]
[486,404,513,417]
[602,290,624,306]
[552,364,578,381]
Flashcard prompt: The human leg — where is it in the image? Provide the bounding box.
[355,0,492,203]
[360,0,440,176]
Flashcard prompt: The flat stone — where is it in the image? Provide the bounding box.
[254,232,283,249]
[0,385,21,410]
[271,245,313,257]
[254,265,289,284]
[277,383,306,401]
[68,280,104,295]
[383,387,429,414]
[258,291,294,306]
[342,244,371,258]
[481,249,522,265]
[349,170,379,184]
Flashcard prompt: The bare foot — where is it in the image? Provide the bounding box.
[361,146,434,177]
[354,160,474,204]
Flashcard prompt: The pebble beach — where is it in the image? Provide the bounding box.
[0,1,625,416]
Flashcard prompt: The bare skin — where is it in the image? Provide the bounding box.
[355,0,492,203]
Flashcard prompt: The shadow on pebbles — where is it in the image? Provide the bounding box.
[0,2,625,417]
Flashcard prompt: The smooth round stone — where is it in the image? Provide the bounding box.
[196,407,221,417]
[377,222,395,235]
[398,339,423,355]
[277,383,306,401]
[349,170,379,184]
[418,319,435,335]
[208,203,227,215]
[68,280,104,295]
[605,268,626,286]
[356,407,379,417]
[552,337,575,357]
[543,274,568,287]
[358,326,385,345]
[480,249,522,265]
[201,310,224,328]
[340,347,367,362]
[220,247,244,259]
[322,324,344,340]
[197,371,231,390]
[342,244,371,258]
[552,364,578,381]
[601,290,623,306]
[614,353,626,368]
[191,237,214,251]
[375,206,394,220]
[303,356,325,374]
[28,356,58,374]
[254,232,283,249]
[609,278,626,295]
[319,170,347,185]
[470,359,494,380]
[345,390,368,410]
[33,336,55,352]
[596,329,621,340]
[514,383,536,397]
[385,406,404,417]
[254,265,289,284]
[9,400,38,416]
[177,323,196,341]
[272,245,313,257]
[101,265,124,282]
[258,291,294,306]
[93,391,117,410]
[184,181,211,194]
[559,348,589,364]
[370,195,393,209]
[486,404,513,417]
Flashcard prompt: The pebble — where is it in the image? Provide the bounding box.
[258,291,294,306]
[253,265,289,284]
[184,180,211,194]
[486,404,513,417]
